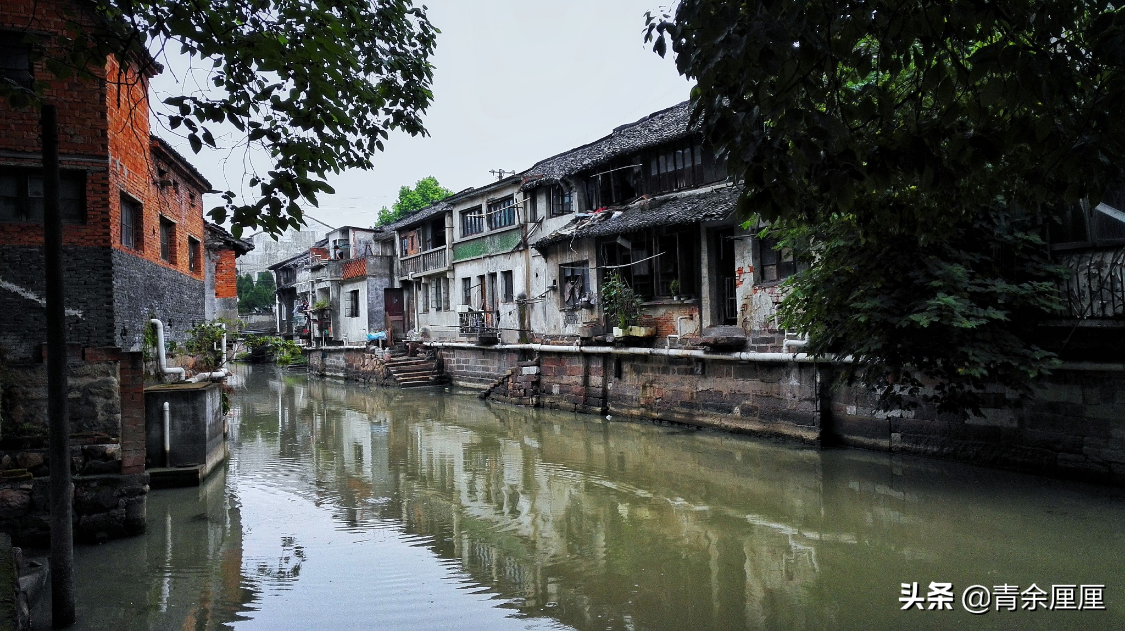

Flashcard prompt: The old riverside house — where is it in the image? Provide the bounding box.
[0,1,251,544]
[291,101,1125,484]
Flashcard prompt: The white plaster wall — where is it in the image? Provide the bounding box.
[338,278,368,344]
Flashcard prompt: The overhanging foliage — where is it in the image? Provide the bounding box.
[647,1,1125,412]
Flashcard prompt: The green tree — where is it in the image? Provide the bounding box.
[377,175,453,225]
[236,273,257,314]
[647,1,1125,412]
[252,271,277,312]
[5,0,439,237]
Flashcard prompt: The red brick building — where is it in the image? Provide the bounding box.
[0,0,230,541]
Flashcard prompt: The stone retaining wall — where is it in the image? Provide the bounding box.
[441,345,1125,485]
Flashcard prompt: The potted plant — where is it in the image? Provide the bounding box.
[600,273,652,338]
[668,278,681,301]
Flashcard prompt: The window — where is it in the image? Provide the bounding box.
[0,40,31,88]
[487,273,497,310]
[160,217,176,263]
[643,140,725,197]
[598,228,700,299]
[332,238,350,260]
[427,217,446,249]
[1050,186,1125,249]
[120,195,142,249]
[461,206,484,237]
[432,278,448,312]
[561,262,589,309]
[188,237,201,273]
[0,169,84,223]
[550,184,573,216]
[345,290,360,317]
[758,236,797,283]
[488,196,516,230]
[501,270,514,303]
[462,277,473,307]
[420,282,429,312]
[527,192,538,222]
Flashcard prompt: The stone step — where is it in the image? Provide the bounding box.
[390,363,436,375]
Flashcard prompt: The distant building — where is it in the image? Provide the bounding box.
[235,216,334,280]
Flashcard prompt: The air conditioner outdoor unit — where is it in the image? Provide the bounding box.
[456,305,471,314]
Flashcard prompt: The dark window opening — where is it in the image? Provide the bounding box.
[488,195,516,230]
[120,195,142,250]
[1050,186,1125,249]
[432,277,448,312]
[345,289,360,317]
[160,217,176,263]
[428,217,446,249]
[462,206,484,237]
[528,191,538,222]
[487,272,497,310]
[550,184,573,217]
[597,228,699,300]
[501,270,514,303]
[462,277,472,306]
[0,169,85,223]
[0,39,32,88]
[758,236,797,283]
[188,237,201,273]
[561,262,589,309]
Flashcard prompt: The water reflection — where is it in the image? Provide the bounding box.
[58,365,1125,630]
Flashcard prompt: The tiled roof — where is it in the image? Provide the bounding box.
[521,100,695,190]
[532,184,738,250]
[204,222,254,255]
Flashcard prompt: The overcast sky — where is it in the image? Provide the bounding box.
[149,0,691,232]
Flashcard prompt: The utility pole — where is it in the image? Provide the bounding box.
[42,103,76,628]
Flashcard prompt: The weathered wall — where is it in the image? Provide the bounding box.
[112,248,205,353]
[436,345,1125,485]
[0,246,116,361]
[3,355,121,439]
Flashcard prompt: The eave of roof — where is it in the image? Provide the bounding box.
[532,183,738,251]
[205,222,254,255]
[150,135,213,192]
[521,100,696,191]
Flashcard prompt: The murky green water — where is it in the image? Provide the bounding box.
[48,364,1125,630]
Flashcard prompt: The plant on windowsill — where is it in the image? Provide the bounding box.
[668,278,681,301]
[312,299,331,311]
[600,272,653,339]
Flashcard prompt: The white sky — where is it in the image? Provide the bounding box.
[149,0,690,232]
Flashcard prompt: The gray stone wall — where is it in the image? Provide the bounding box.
[111,249,204,353]
[365,256,394,335]
[3,358,121,439]
[438,345,1125,485]
[0,246,116,362]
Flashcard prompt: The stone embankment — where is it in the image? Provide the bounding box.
[306,344,1125,485]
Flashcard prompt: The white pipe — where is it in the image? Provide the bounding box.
[190,323,229,382]
[150,319,186,380]
[782,337,808,353]
[162,401,171,465]
[423,340,829,363]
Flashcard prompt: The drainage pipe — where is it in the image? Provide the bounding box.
[150,319,186,380]
[162,401,171,467]
[190,323,229,382]
[423,340,822,363]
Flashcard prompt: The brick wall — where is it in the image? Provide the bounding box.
[0,246,116,361]
[112,248,205,353]
[118,351,145,474]
[213,249,238,299]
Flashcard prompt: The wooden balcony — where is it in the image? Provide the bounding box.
[400,246,448,278]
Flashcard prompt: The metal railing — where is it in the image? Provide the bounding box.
[1057,246,1125,320]
[459,310,498,340]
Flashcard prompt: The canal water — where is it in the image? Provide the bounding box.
[46,365,1125,630]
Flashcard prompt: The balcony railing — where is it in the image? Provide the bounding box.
[1058,246,1125,320]
[458,309,499,343]
[400,246,448,278]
